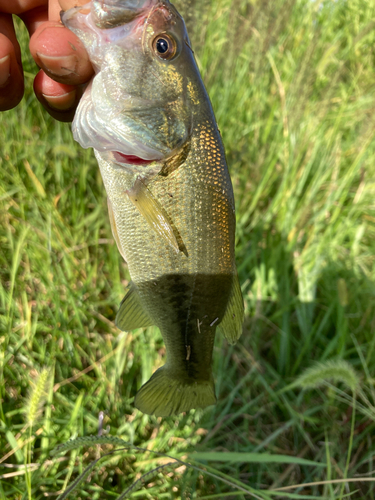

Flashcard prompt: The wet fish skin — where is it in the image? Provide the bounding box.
[63,0,244,417]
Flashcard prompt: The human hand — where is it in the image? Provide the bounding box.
[0,0,93,122]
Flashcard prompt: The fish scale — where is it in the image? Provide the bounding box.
[63,0,244,416]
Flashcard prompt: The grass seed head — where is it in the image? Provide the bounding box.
[24,368,50,427]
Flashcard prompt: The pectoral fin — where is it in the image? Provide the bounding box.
[127,177,187,256]
[217,273,244,344]
[116,282,154,331]
[107,198,127,262]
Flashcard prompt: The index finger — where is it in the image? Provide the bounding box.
[29,0,93,120]
[29,0,92,85]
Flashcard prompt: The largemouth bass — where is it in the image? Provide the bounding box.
[62,0,244,417]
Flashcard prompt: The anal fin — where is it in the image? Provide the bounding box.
[127,177,187,256]
[116,282,154,331]
[217,273,244,344]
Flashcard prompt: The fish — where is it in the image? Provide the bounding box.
[62,0,244,417]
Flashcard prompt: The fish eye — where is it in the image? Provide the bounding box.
[152,34,177,60]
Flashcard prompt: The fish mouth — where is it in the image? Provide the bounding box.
[109,142,188,169]
[112,151,158,165]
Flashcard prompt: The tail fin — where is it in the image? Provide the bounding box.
[134,366,216,417]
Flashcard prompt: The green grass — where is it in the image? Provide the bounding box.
[1,0,375,498]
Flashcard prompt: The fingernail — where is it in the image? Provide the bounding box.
[0,55,11,86]
[42,90,76,110]
[37,52,78,77]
